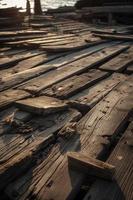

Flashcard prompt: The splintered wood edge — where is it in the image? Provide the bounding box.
[67,152,115,181]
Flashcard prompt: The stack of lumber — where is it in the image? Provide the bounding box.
[0,15,133,200]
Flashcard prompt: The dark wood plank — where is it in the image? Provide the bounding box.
[15,96,68,116]
[42,70,109,99]
[68,152,115,180]
[19,44,128,94]
[83,120,133,200]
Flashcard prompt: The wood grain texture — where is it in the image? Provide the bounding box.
[42,70,109,99]
[67,152,115,180]
[11,78,132,200]
[0,109,81,191]
[100,47,133,72]
[19,44,128,94]
[69,73,128,109]
[84,121,133,200]
[15,96,68,115]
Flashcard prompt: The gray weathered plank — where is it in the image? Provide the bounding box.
[100,47,133,72]
[42,70,109,99]
[19,44,128,94]
[69,73,128,110]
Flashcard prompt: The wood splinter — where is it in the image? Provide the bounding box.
[67,152,115,181]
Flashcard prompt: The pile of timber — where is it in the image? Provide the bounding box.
[0,15,133,200]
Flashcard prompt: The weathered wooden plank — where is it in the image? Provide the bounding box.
[42,70,109,99]
[0,49,27,58]
[0,89,30,110]
[32,79,133,200]
[0,52,64,78]
[67,152,115,180]
[15,96,68,116]
[0,34,47,43]
[0,65,55,92]
[7,78,133,200]
[0,50,44,69]
[69,73,128,110]
[40,41,101,53]
[19,44,128,94]
[94,33,133,41]
[38,42,113,69]
[83,120,133,200]
[5,33,74,46]
[0,109,81,191]
[100,47,133,72]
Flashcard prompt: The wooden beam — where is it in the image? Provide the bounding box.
[67,152,115,181]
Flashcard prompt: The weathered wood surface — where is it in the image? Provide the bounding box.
[19,44,128,94]
[0,109,81,191]
[0,34,48,43]
[0,65,55,92]
[0,52,64,78]
[33,78,133,200]
[5,33,74,46]
[6,77,133,200]
[83,120,133,200]
[42,70,109,99]
[0,89,30,110]
[68,152,115,180]
[94,33,133,41]
[0,49,27,58]
[40,41,94,53]
[69,73,128,110]
[0,50,44,68]
[15,96,68,115]
[100,47,133,72]
[37,42,113,69]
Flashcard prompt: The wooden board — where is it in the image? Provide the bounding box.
[83,120,133,200]
[19,44,128,94]
[0,89,30,110]
[94,33,133,41]
[0,65,55,92]
[0,50,44,69]
[15,96,68,116]
[69,73,128,110]
[42,70,109,99]
[68,152,115,180]
[100,47,133,72]
[5,79,133,200]
[37,42,112,69]
[33,81,133,200]
[0,52,64,78]
[0,108,81,191]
